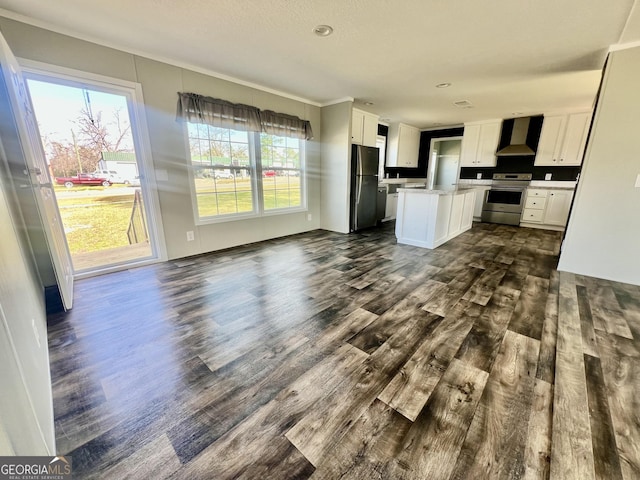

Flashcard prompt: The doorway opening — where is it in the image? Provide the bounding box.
[24,70,162,275]
[427,137,463,189]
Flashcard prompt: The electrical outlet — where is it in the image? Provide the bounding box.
[545,173,552,180]
[307,213,312,221]
[476,173,482,179]
[186,230,195,241]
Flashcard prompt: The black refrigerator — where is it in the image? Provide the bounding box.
[350,144,380,232]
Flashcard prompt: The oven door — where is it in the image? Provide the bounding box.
[483,187,525,213]
[481,187,526,225]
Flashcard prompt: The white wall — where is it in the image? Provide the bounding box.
[0,17,322,261]
[558,46,640,285]
[0,132,54,454]
[320,101,352,233]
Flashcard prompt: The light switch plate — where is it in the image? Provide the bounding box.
[545,173,552,180]
[635,174,640,188]
[155,169,169,182]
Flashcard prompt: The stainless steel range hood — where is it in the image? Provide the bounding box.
[495,117,535,156]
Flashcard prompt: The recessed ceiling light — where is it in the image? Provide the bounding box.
[364,101,374,106]
[313,25,334,37]
[436,83,451,88]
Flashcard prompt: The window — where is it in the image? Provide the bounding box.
[186,124,305,222]
[178,92,312,223]
[260,133,303,210]
[188,123,255,219]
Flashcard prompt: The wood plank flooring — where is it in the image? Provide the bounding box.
[45,222,640,479]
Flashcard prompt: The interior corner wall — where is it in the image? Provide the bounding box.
[320,101,352,233]
[0,16,322,261]
[558,46,640,285]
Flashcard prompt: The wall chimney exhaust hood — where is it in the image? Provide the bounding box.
[495,117,535,156]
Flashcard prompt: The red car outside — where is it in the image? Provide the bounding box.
[55,173,111,188]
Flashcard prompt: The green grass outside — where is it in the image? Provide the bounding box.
[56,194,135,254]
[195,177,301,217]
[55,177,302,254]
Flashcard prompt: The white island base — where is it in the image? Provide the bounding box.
[395,187,476,249]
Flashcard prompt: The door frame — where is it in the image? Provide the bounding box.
[19,59,167,279]
[427,136,463,189]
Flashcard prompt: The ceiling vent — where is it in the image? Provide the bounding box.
[453,100,473,108]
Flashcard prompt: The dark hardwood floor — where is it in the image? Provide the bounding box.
[46,222,640,479]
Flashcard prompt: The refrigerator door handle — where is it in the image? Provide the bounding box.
[354,175,363,228]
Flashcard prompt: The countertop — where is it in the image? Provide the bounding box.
[380,178,428,185]
[528,180,576,190]
[397,185,475,195]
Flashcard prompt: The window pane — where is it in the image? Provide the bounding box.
[259,133,303,211]
[210,141,231,164]
[210,126,229,141]
[196,123,209,138]
[187,123,255,219]
[286,148,300,168]
[231,142,249,166]
[229,129,247,143]
[197,194,219,217]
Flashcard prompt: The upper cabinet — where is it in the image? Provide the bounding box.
[535,111,591,166]
[387,122,420,168]
[460,120,501,167]
[351,108,379,147]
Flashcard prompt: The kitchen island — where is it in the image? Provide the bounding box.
[395,186,476,249]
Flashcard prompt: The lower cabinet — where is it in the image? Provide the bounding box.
[544,190,574,226]
[395,188,476,249]
[520,188,574,229]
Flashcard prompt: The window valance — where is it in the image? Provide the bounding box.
[176,93,261,132]
[177,92,313,140]
[259,110,314,140]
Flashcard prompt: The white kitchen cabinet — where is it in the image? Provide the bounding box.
[520,188,574,228]
[395,187,476,249]
[462,189,476,229]
[521,189,547,224]
[544,189,574,226]
[460,120,501,167]
[351,108,379,147]
[387,122,420,168]
[535,112,591,166]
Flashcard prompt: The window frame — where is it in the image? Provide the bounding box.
[257,132,307,216]
[184,123,307,225]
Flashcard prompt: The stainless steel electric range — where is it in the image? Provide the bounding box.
[481,173,532,225]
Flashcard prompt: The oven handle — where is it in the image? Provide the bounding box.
[488,187,527,192]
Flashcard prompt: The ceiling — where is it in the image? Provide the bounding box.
[1,0,639,128]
